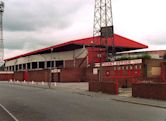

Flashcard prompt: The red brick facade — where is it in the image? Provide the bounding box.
[89,81,118,95]
[89,81,101,92]
[13,70,50,82]
[64,58,87,68]
[161,62,166,82]
[27,70,50,82]
[59,68,86,82]
[87,64,143,88]
[132,82,166,100]
[14,71,24,81]
[13,68,86,83]
[0,73,14,81]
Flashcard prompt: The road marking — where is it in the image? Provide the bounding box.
[0,103,19,121]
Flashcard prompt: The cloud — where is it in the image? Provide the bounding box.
[113,0,166,46]
[4,0,88,31]
[3,0,166,59]
[4,30,57,50]
[3,0,93,59]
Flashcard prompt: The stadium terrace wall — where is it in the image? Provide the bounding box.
[10,58,88,83]
[2,59,164,84]
[0,72,14,81]
[5,48,88,72]
[12,68,86,83]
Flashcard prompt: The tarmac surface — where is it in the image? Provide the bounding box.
[0,106,15,121]
[0,82,166,121]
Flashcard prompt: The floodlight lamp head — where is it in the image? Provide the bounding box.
[0,1,4,12]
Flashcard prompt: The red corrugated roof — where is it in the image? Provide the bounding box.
[5,34,148,61]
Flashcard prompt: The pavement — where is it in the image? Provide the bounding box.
[0,82,166,121]
[2,81,166,109]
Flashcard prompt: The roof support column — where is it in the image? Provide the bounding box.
[13,65,15,72]
[21,64,23,71]
[25,63,28,70]
[37,62,39,69]
[54,61,56,68]
[4,67,7,71]
[12,66,14,71]
[6,66,9,71]
[44,61,47,69]
[30,63,32,70]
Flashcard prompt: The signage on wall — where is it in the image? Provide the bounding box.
[95,59,142,67]
[105,70,110,76]
[51,69,61,73]
[93,68,98,75]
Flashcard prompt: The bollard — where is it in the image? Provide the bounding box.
[42,81,44,85]
[9,79,12,83]
[54,82,57,87]
[32,81,35,85]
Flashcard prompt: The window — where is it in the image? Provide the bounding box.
[12,66,14,71]
[39,62,45,68]
[47,61,51,68]
[51,61,55,67]
[23,64,26,70]
[16,65,18,71]
[9,66,11,71]
[56,61,64,68]
[27,63,30,69]
[19,64,22,70]
[32,62,37,69]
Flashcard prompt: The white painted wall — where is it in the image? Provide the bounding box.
[5,48,88,67]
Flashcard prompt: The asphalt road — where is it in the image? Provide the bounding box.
[0,83,166,121]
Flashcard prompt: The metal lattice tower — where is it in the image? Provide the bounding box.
[93,0,115,61]
[0,0,4,66]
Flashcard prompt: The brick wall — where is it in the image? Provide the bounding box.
[101,81,118,95]
[161,62,166,82]
[86,65,143,88]
[89,81,101,92]
[65,58,87,68]
[87,59,164,88]
[27,70,50,82]
[13,70,50,82]
[89,81,118,95]
[60,68,86,82]
[0,73,14,81]
[14,71,24,81]
[132,82,166,100]
[85,68,98,82]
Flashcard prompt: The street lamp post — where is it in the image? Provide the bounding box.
[99,48,102,83]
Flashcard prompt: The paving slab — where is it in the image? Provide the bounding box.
[77,90,166,109]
